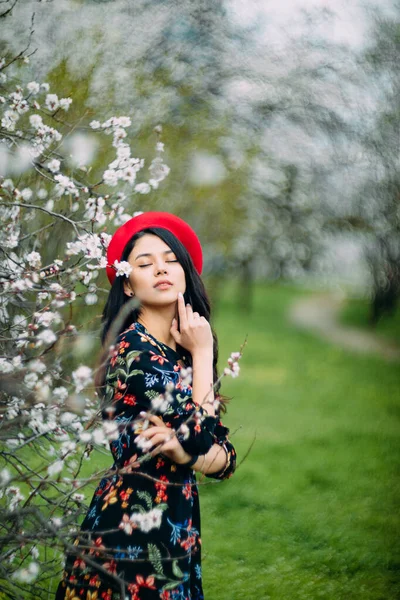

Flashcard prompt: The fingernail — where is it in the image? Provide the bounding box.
[139,411,146,416]
[171,318,176,325]
[178,292,183,298]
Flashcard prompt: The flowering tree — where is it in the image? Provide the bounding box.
[0,47,245,599]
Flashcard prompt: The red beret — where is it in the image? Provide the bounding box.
[106,211,203,285]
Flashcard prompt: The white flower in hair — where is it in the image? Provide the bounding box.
[114,260,132,277]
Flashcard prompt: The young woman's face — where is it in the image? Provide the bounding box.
[123,233,186,307]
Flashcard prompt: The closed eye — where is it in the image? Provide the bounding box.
[138,260,178,268]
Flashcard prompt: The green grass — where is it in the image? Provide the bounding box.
[6,282,400,599]
[340,296,400,343]
[200,281,400,600]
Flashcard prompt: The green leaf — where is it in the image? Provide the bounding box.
[161,581,182,592]
[126,350,142,370]
[108,368,128,380]
[127,369,144,379]
[157,503,168,511]
[130,504,146,513]
[137,490,153,510]
[145,389,160,400]
[172,559,184,579]
[148,543,164,576]
[176,393,190,404]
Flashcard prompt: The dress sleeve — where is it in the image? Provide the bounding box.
[205,418,237,480]
[102,327,220,467]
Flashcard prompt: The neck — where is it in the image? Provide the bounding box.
[137,304,178,350]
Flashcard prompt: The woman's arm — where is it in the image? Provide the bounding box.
[171,293,216,416]
[191,437,236,480]
[191,442,227,474]
[192,349,215,416]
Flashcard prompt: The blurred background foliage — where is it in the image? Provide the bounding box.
[3,0,399,327]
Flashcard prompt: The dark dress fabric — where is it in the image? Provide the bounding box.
[55,322,236,600]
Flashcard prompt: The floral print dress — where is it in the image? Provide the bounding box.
[55,322,236,600]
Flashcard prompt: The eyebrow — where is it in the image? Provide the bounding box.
[134,250,175,261]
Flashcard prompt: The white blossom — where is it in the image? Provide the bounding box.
[92,428,106,445]
[60,412,78,426]
[2,178,14,190]
[35,310,61,327]
[54,173,78,197]
[85,293,98,305]
[47,460,64,476]
[0,358,13,374]
[27,81,40,95]
[60,98,72,111]
[28,359,46,373]
[148,156,170,183]
[90,120,101,129]
[37,329,57,345]
[72,365,92,392]
[53,386,69,402]
[103,169,119,187]
[24,373,39,388]
[151,394,170,414]
[100,232,112,248]
[29,114,43,129]
[103,420,119,441]
[0,469,11,487]
[72,493,85,502]
[12,561,39,583]
[45,93,59,111]
[25,251,42,267]
[47,159,60,173]
[20,188,33,201]
[2,110,19,131]
[134,182,151,194]
[113,260,132,277]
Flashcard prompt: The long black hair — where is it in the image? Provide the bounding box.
[96,227,227,413]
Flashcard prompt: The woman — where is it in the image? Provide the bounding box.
[55,212,237,600]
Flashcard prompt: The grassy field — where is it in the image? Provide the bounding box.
[8,282,399,599]
[199,282,400,600]
[339,295,400,343]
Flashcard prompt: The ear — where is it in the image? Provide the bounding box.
[123,281,135,298]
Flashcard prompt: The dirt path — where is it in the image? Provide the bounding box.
[288,292,400,362]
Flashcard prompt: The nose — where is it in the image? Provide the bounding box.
[155,262,168,275]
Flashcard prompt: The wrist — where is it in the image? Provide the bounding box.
[182,453,199,468]
[192,349,213,362]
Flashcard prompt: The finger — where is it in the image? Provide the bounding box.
[139,412,164,426]
[193,312,200,320]
[147,433,172,454]
[177,292,188,330]
[146,413,165,426]
[186,303,193,322]
[170,318,181,344]
[138,426,167,439]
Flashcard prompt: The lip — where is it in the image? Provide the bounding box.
[154,280,173,288]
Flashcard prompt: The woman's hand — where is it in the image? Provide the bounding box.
[136,413,192,465]
[170,292,213,358]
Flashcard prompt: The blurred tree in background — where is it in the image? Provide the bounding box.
[357,6,400,323]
